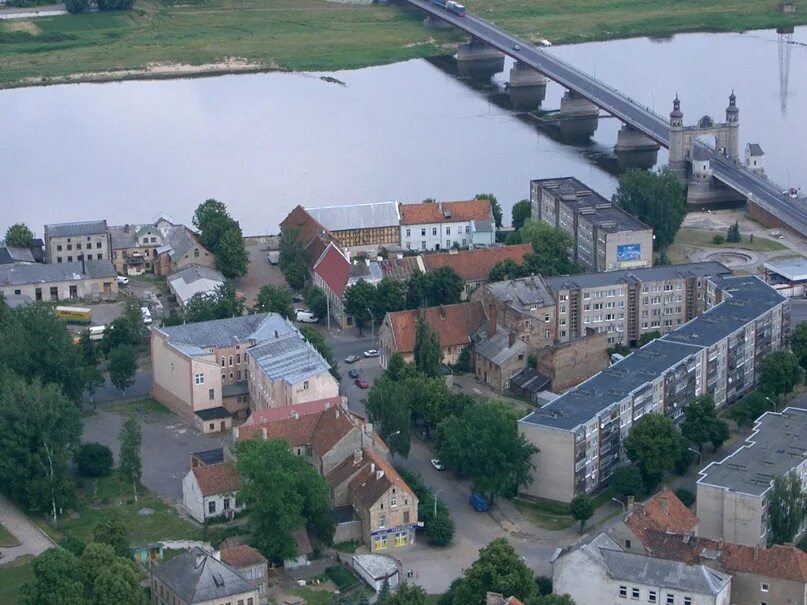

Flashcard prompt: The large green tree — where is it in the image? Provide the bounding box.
[5,222,34,248]
[758,351,803,401]
[519,219,579,276]
[0,375,81,520]
[278,228,309,291]
[365,375,414,457]
[119,417,142,501]
[183,282,246,324]
[192,199,248,278]
[405,268,463,309]
[19,547,87,605]
[108,345,137,394]
[374,278,407,317]
[610,465,644,499]
[386,583,428,605]
[511,199,532,231]
[305,286,329,322]
[102,298,145,353]
[79,542,144,605]
[437,402,536,501]
[344,279,376,335]
[489,258,528,282]
[570,494,594,533]
[92,518,130,558]
[414,319,442,378]
[526,596,578,605]
[613,167,686,250]
[623,413,685,488]
[443,538,538,605]
[681,395,730,454]
[768,472,807,545]
[255,285,294,318]
[475,193,503,229]
[215,224,249,279]
[235,438,333,561]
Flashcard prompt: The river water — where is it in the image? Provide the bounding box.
[1,26,805,234]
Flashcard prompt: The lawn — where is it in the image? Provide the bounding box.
[0,522,20,547]
[103,397,173,416]
[674,228,788,252]
[0,0,804,88]
[35,474,201,546]
[0,555,34,605]
[513,498,575,531]
[292,586,341,605]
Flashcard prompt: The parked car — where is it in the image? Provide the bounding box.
[116,275,129,286]
[363,349,380,358]
[295,309,318,323]
[292,292,305,303]
[469,493,490,512]
[348,369,359,379]
[354,377,369,389]
[345,355,361,364]
[430,459,445,471]
[267,251,280,264]
[140,307,153,325]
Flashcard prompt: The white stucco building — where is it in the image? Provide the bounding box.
[399,199,495,251]
[182,461,244,523]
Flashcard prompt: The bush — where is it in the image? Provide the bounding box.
[536,576,552,596]
[675,488,696,507]
[712,234,725,245]
[325,565,358,591]
[611,465,644,499]
[65,0,90,13]
[75,442,114,477]
[59,535,85,556]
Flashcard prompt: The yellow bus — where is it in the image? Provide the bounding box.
[55,306,92,325]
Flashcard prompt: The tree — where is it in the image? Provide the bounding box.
[75,443,114,477]
[519,220,579,276]
[656,249,670,266]
[406,268,463,309]
[344,280,376,334]
[215,225,249,278]
[18,547,87,605]
[193,198,232,251]
[712,234,725,245]
[80,542,145,605]
[119,417,142,501]
[445,538,538,605]
[611,465,644,499]
[102,298,144,353]
[511,200,532,231]
[623,413,684,489]
[183,281,245,324]
[726,221,741,243]
[108,345,137,394]
[65,0,91,13]
[235,438,333,560]
[638,330,662,347]
[791,322,807,370]
[414,319,442,377]
[569,494,594,533]
[425,508,455,546]
[92,518,130,558]
[0,375,80,520]
[681,395,730,454]
[5,222,34,248]
[255,285,294,318]
[97,0,134,9]
[476,193,503,229]
[366,376,413,457]
[300,326,340,381]
[758,351,803,400]
[305,287,329,323]
[613,167,686,250]
[385,353,412,382]
[387,583,428,605]
[374,278,407,316]
[768,472,807,545]
[278,229,309,291]
[489,258,528,282]
[437,402,536,501]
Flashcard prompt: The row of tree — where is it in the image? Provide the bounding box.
[65,0,135,14]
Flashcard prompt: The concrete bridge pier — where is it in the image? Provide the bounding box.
[508,60,547,111]
[558,90,599,140]
[613,124,661,169]
[456,37,504,80]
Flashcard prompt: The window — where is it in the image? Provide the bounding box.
[67,244,72,251]
[406,228,411,237]
[421,228,426,236]
[57,257,62,263]
[50,286,59,301]
[194,373,204,385]
[303,380,309,390]
[229,356,234,366]
[390,490,397,507]
[209,423,214,431]
[432,227,437,236]
[69,285,78,299]
[97,254,102,260]
[632,588,640,599]
[57,244,63,251]
[237,371,242,381]
[208,388,214,400]
[619,586,627,598]
[223,497,230,510]
[35,287,42,301]
[248,598,254,605]
[394,532,408,547]
[648,591,656,603]
[683,598,691,605]
[77,243,82,250]
[665,595,674,605]
[625,539,631,549]
[208,501,216,514]
[236,353,241,364]
[446,226,450,235]
[403,510,410,523]
[378,514,386,528]
[421,241,426,250]
[67,256,73,262]
[760,584,769,593]
[221,358,226,367]
[193,249,200,258]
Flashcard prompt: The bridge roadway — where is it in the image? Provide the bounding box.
[403,0,807,234]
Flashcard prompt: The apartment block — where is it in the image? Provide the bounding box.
[44,220,111,264]
[519,274,789,502]
[531,177,653,272]
[697,407,807,547]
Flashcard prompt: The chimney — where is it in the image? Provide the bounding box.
[509,331,516,347]
[627,496,635,513]
[335,409,340,419]
[354,449,363,465]
[274,330,278,338]
[376,469,385,480]
[488,303,497,339]
[370,462,376,474]
[292,411,299,420]
[439,304,446,319]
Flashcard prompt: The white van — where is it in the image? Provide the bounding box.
[88,325,106,341]
[295,309,318,324]
[141,306,153,325]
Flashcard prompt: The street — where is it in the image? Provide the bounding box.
[322,327,384,418]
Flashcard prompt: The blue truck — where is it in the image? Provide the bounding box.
[469,493,490,512]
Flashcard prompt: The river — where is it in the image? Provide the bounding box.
[1,26,805,234]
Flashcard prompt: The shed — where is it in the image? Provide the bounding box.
[352,553,399,592]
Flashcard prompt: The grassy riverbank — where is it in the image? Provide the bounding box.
[0,0,803,88]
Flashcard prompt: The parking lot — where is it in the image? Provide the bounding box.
[235,236,288,307]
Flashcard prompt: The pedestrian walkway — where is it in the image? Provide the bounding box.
[0,493,55,564]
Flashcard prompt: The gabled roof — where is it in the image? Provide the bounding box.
[624,488,699,545]
[422,244,532,283]
[151,547,255,603]
[379,256,425,281]
[280,205,329,250]
[45,220,107,238]
[219,545,267,569]
[247,332,332,385]
[313,242,351,298]
[242,397,344,427]
[348,449,416,509]
[399,199,493,226]
[167,265,225,305]
[0,245,35,264]
[385,301,486,355]
[0,260,116,286]
[191,461,240,497]
[306,201,400,232]
[155,313,296,352]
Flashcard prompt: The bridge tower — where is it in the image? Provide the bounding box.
[668,95,686,180]
[725,91,739,160]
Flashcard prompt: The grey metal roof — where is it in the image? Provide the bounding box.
[151,547,255,603]
[157,313,296,351]
[44,220,107,239]
[532,177,650,233]
[247,332,331,384]
[693,146,710,161]
[521,339,700,431]
[471,218,494,233]
[697,407,807,496]
[167,265,225,305]
[544,262,730,292]
[747,143,764,156]
[474,326,527,365]
[764,257,807,282]
[195,407,231,421]
[486,275,554,311]
[192,448,224,465]
[306,201,400,232]
[0,245,35,263]
[0,260,116,286]
[109,223,162,250]
[222,381,249,397]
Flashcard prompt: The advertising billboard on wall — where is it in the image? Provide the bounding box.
[617,244,641,262]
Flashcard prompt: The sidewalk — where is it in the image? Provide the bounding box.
[0,494,55,564]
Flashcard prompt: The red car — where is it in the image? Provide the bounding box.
[354,377,369,389]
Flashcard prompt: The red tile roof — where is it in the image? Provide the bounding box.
[399,199,493,226]
[422,244,533,282]
[313,242,351,298]
[348,449,416,510]
[191,461,240,497]
[243,398,344,427]
[280,205,328,249]
[721,543,807,583]
[385,301,486,354]
[219,545,267,568]
[624,488,699,545]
